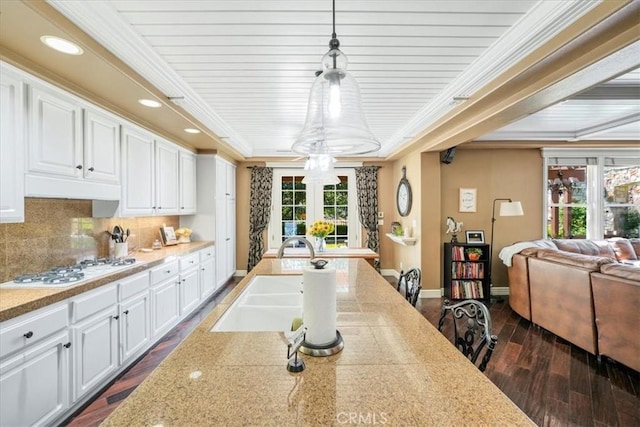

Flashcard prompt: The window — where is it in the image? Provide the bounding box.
[604,160,640,238]
[269,168,360,249]
[543,149,640,239]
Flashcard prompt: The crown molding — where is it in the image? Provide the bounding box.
[380,0,603,156]
[47,0,253,158]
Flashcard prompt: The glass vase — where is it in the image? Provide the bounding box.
[316,237,326,253]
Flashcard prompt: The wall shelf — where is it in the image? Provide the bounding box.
[385,233,417,246]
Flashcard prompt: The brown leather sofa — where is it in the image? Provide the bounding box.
[506,238,639,371]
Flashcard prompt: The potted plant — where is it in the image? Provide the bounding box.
[466,247,483,261]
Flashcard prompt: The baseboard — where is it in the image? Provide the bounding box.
[491,286,510,296]
[380,268,399,278]
[419,288,443,299]
[234,270,247,277]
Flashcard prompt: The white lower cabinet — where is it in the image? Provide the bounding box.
[119,291,150,364]
[199,248,216,299]
[0,330,71,427]
[70,284,118,402]
[179,253,201,316]
[150,259,180,340]
[0,246,215,425]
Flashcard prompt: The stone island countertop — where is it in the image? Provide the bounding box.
[0,241,213,322]
[102,258,534,426]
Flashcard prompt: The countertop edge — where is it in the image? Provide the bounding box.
[0,241,214,322]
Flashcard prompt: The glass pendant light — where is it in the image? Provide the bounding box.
[292,0,380,156]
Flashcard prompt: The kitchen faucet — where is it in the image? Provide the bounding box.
[277,236,315,260]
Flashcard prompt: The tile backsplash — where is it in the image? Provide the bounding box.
[0,198,179,282]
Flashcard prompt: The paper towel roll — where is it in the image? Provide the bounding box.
[303,265,337,346]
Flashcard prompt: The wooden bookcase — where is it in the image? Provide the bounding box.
[443,242,490,302]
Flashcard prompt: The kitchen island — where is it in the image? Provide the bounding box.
[102,258,533,426]
[262,247,378,267]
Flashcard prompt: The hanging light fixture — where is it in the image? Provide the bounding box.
[292,0,380,157]
[548,169,580,196]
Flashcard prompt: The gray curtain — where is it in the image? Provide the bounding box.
[247,167,273,272]
[355,166,380,253]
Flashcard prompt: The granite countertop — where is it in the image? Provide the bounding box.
[102,258,534,426]
[263,248,379,258]
[0,241,214,322]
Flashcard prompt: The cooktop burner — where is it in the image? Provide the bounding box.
[8,258,137,287]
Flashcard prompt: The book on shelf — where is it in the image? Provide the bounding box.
[451,262,484,279]
[451,280,484,299]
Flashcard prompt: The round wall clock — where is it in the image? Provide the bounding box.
[396,166,412,217]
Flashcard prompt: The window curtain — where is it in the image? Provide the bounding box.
[355,166,380,253]
[247,166,273,272]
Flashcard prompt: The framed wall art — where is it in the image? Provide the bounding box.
[466,230,485,243]
[160,226,179,246]
[459,188,477,212]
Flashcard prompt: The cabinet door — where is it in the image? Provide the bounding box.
[226,199,236,279]
[226,162,236,200]
[121,125,155,216]
[150,278,180,339]
[72,306,118,402]
[179,267,200,316]
[179,150,197,214]
[155,139,180,215]
[120,291,150,364]
[200,258,216,298]
[83,108,120,184]
[0,330,70,427]
[0,69,24,223]
[215,198,228,288]
[28,84,83,178]
[215,157,227,199]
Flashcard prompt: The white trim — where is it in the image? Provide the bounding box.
[491,286,510,296]
[380,269,399,278]
[265,161,363,169]
[234,270,247,277]
[47,0,252,158]
[419,288,443,299]
[381,0,602,157]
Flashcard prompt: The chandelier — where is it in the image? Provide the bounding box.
[292,0,380,158]
[548,170,580,196]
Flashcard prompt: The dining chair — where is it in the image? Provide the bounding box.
[437,299,498,372]
[397,268,422,307]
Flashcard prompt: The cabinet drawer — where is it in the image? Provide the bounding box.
[150,259,179,285]
[0,302,69,359]
[199,247,215,263]
[180,253,199,271]
[71,284,117,323]
[119,271,150,301]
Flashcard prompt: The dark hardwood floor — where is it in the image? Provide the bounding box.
[64,276,640,427]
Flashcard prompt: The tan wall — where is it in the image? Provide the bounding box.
[420,152,443,291]
[439,148,543,288]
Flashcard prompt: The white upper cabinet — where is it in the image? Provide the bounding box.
[179,150,197,214]
[27,84,83,178]
[83,108,120,184]
[24,76,120,200]
[155,139,180,215]
[120,125,155,217]
[0,65,25,223]
[215,156,236,200]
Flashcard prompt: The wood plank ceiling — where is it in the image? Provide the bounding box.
[47,0,639,158]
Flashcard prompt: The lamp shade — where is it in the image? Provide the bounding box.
[292,49,380,156]
[499,201,524,217]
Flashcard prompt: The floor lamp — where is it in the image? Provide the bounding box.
[489,198,524,302]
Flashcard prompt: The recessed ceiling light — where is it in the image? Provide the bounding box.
[184,128,200,134]
[40,35,83,55]
[138,99,162,108]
